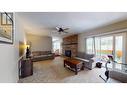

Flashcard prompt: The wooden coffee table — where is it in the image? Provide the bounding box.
[64,58,84,75]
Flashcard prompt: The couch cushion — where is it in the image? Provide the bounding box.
[77,52,94,60]
[34,55,47,58]
[74,57,89,62]
[32,51,41,56]
[32,51,52,56]
[40,51,51,55]
[77,52,85,58]
[84,53,94,60]
[46,54,53,56]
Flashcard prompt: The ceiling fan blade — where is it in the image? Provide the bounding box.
[63,28,69,30]
[56,27,59,30]
[63,31,68,33]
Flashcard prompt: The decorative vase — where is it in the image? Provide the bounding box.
[26,47,30,58]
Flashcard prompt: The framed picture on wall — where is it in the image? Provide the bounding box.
[0,12,13,44]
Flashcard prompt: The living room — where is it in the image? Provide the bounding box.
[0,12,127,83]
[1,0,127,95]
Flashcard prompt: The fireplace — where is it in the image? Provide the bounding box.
[62,34,78,57]
[65,50,71,57]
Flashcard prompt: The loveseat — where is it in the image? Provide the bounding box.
[32,51,55,62]
[75,52,95,70]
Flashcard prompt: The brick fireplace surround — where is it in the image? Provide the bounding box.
[62,35,78,57]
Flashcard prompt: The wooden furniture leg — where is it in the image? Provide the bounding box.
[75,65,78,75]
[81,63,85,70]
[64,60,66,67]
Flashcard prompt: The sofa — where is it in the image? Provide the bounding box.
[108,70,127,83]
[32,51,55,62]
[75,52,95,70]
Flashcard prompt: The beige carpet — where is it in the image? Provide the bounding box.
[19,57,119,83]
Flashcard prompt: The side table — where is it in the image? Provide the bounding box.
[19,57,33,78]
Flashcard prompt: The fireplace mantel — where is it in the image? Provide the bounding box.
[62,42,78,45]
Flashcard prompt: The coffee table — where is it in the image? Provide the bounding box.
[64,58,84,75]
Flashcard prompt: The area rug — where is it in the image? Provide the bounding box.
[19,57,117,83]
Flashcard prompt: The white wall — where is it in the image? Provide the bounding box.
[26,34,52,51]
[0,13,26,82]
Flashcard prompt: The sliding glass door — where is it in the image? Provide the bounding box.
[86,38,95,54]
[100,36,113,56]
[86,32,126,70]
[94,36,114,68]
[114,33,125,70]
[100,36,113,68]
[95,37,101,57]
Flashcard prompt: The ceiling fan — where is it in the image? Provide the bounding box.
[55,26,69,34]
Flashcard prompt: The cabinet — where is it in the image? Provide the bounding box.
[19,57,33,78]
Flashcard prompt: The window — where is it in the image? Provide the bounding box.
[115,35,123,70]
[86,38,94,54]
[53,41,60,51]
[95,36,113,68]
[85,33,125,70]
[53,40,61,55]
[95,37,101,56]
[87,36,113,56]
[100,36,113,56]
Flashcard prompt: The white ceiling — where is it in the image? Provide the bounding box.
[16,12,127,37]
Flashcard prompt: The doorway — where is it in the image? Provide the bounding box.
[52,37,62,56]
